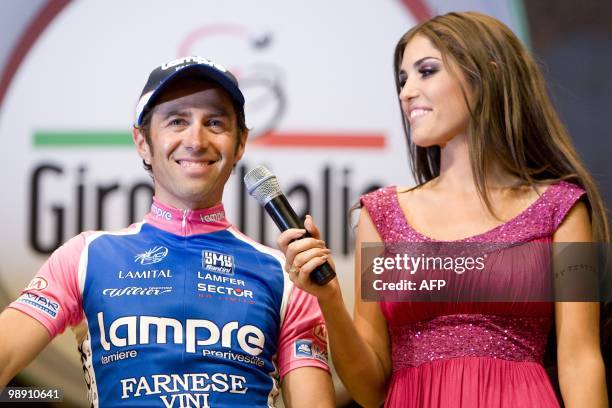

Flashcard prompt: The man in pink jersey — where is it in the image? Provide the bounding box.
[0,56,334,407]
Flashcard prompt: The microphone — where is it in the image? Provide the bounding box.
[244,165,336,285]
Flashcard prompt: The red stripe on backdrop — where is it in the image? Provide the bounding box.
[251,132,386,149]
[248,2,431,150]
[0,0,428,151]
[178,24,248,60]
[0,0,71,110]
[399,0,434,22]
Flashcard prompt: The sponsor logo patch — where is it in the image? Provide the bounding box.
[313,323,328,343]
[197,272,244,286]
[294,339,328,364]
[16,292,60,318]
[196,272,253,303]
[202,250,234,275]
[118,269,173,279]
[312,342,329,364]
[102,286,172,297]
[100,349,138,365]
[197,283,253,298]
[294,339,313,358]
[200,211,225,223]
[161,56,228,72]
[98,313,266,357]
[201,348,265,368]
[150,204,172,221]
[134,246,168,265]
[119,372,248,403]
[25,276,48,291]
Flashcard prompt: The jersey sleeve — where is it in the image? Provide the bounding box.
[277,284,330,378]
[6,233,87,338]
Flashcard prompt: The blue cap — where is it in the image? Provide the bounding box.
[134,56,245,126]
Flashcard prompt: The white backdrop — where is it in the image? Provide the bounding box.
[0,1,525,405]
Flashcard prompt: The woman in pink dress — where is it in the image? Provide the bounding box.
[278,11,609,407]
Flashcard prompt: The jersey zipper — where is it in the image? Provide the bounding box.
[182,209,190,235]
[180,208,189,366]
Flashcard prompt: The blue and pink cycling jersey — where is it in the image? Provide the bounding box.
[8,199,329,407]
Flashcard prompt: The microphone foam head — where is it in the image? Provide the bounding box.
[243,165,282,205]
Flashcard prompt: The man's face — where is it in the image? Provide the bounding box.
[133,78,246,210]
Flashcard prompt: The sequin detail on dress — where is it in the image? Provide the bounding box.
[359,181,586,407]
[390,314,551,370]
[361,181,586,244]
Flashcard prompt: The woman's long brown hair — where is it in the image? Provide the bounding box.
[393,11,610,242]
[392,12,611,394]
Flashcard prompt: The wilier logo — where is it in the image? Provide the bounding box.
[102,286,173,297]
[202,251,234,275]
[134,246,168,265]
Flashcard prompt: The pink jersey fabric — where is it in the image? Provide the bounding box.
[8,198,328,379]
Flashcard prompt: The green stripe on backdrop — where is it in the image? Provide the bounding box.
[33,131,133,147]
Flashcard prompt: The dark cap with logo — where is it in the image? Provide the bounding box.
[134,56,245,127]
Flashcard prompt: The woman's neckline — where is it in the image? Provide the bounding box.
[392,182,558,242]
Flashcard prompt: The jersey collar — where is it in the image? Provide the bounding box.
[144,198,231,236]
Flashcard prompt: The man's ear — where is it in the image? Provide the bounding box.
[234,130,248,162]
[133,127,151,164]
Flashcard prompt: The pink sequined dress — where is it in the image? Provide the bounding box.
[360,181,585,408]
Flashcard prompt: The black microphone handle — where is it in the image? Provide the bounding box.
[264,195,336,285]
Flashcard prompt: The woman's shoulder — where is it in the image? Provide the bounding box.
[357,185,403,238]
[541,180,587,226]
[524,180,586,209]
[359,183,428,217]
[545,179,585,196]
[510,179,587,236]
[360,185,397,201]
[359,185,399,214]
